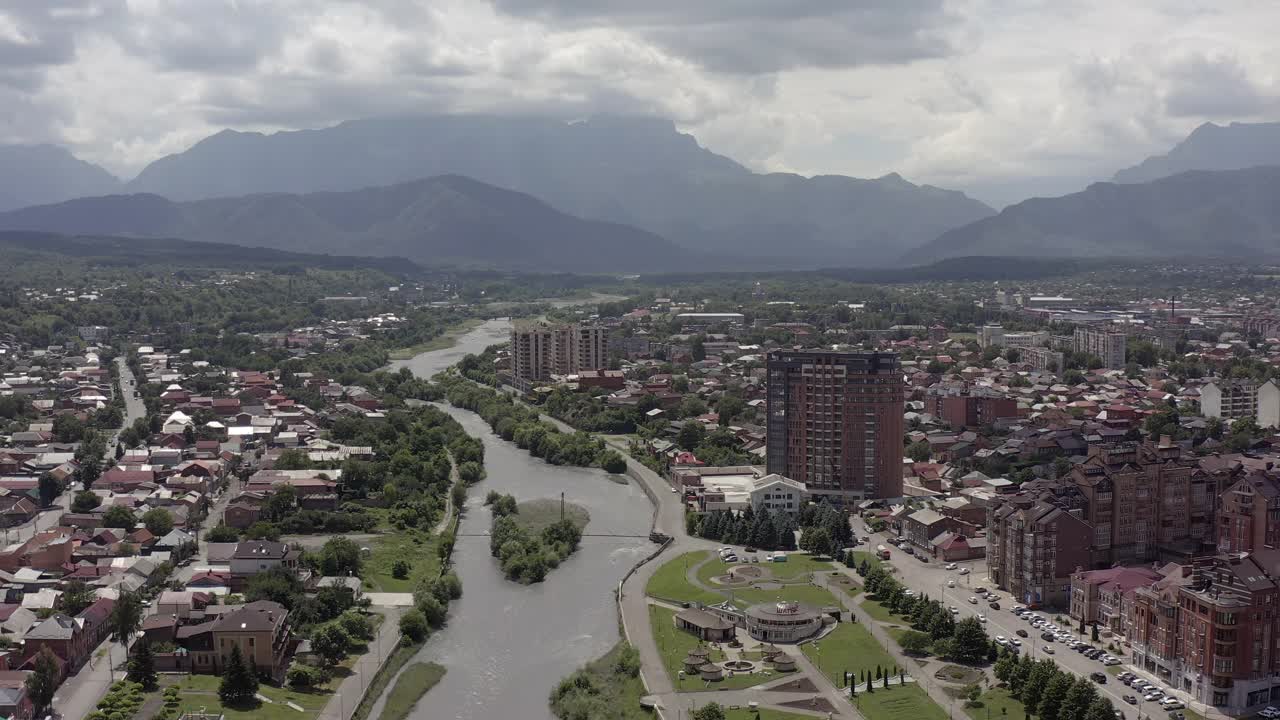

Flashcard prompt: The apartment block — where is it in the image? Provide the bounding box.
[1019,345,1065,375]
[925,385,1019,430]
[1073,326,1127,370]
[1070,440,1213,566]
[1201,379,1259,421]
[1217,474,1280,554]
[1259,380,1280,429]
[510,321,610,383]
[987,491,1092,608]
[765,349,904,504]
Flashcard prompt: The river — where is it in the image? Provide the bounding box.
[380,317,655,720]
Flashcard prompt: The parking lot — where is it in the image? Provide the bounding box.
[860,525,1211,719]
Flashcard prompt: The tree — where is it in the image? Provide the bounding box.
[1059,675,1099,720]
[993,651,1018,683]
[319,536,362,577]
[311,622,352,667]
[60,580,97,616]
[102,505,137,530]
[110,591,144,680]
[25,647,59,715]
[949,617,990,664]
[1083,697,1116,720]
[799,526,836,557]
[392,559,410,579]
[599,450,628,474]
[245,568,304,609]
[899,630,932,655]
[128,639,158,690]
[219,644,259,706]
[692,702,725,720]
[72,490,101,513]
[142,507,174,536]
[37,473,60,507]
[399,608,430,643]
[338,610,372,641]
[274,448,312,470]
[263,484,298,522]
[1037,672,1074,720]
[1021,660,1055,708]
[205,523,239,542]
[676,421,706,451]
[905,440,931,462]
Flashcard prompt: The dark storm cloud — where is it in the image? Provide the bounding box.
[488,0,957,73]
[1163,52,1271,118]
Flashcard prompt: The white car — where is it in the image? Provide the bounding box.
[1258,707,1280,719]
[1103,657,1122,666]
[958,567,970,575]
[1161,699,1185,710]
[996,635,1007,644]
[968,596,978,604]
[947,580,956,588]
[978,614,987,623]
[1010,639,1022,647]
[1144,692,1163,702]
[945,562,958,570]
[1043,646,1055,654]
[949,606,959,614]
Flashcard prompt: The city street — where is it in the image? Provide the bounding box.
[858,523,1219,720]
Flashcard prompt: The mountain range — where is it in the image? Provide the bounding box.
[0,144,121,212]
[1113,121,1280,184]
[0,175,685,273]
[914,166,1280,262]
[5,115,1280,269]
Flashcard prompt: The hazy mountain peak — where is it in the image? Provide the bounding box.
[0,144,121,212]
[1113,119,1280,184]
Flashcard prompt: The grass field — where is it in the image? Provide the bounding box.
[645,550,725,605]
[862,597,911,624]
[378,662,446,720]
[388,318,485,359]
[854,683,948,720]
[801,621,898,685]
[364,530,442,593]
[649,605,774,692]
[513,498,590,534]
[166,674,332,720]
[964,688,1029,720]
[696,553,833,586]
[730,584,839,610]
[723,708,825,720]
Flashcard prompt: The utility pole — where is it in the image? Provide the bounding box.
[560,491,565,521]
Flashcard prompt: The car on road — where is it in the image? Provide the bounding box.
[1043,645,1055,654]
[968,596,978,604]
[1013,605,1027,614]
[1010,639,1022,647]
[1015,629,1028,638]
[1090,672,1108,684]
[1041,632,1056,642]
[996,635,1007,644]
[1259,706,1280,719]
[1144,692,1164,702]
[989,601,1001,610]
[1103,656,1122,666]
[958,567,969,575]
[974,587,988,595]
[949,606,959,614]
[947,579,956,587]
[1161,699,1185,710]
[945,562,957,570]
[978,614,987,623]
[1123,695,1138,705]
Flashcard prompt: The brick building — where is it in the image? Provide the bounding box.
[1217,474,1280,554]
[926,385,1019,430]
[765,350,904,504]
[987,484,1093,608]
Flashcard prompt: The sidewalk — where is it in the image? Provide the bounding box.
[317,606,406,720]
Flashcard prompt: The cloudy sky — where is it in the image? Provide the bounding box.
[1,0,1277,206]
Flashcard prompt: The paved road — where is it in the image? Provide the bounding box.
[318,606,406,720]
[112,356,147,447]
[860,524,1227,720]
[52,640,128,720]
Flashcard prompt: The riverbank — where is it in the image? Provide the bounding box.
[387,318,485,360]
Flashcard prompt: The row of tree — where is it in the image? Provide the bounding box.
[487,493,584,584]
[687,506,798,551]
[860,562,993,664]
[994,651,1117,720]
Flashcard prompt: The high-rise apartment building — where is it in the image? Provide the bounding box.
[1217,474,1280,554]
[1201,379,1259,421]
[765,350,904,504]
[1073,326,1127,369]
[510,321,610,384]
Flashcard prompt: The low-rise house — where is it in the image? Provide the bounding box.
[152,600,293,681]
[0,671,33,720]
[21,613,88,675]
[1069,565,1164,636]
[229,541,299,591]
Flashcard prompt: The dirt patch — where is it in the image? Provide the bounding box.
[934,664,983,684]
[769,677,820,693]
[779,697,837,713]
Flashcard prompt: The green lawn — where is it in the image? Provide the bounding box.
[854,683,948,720]
[964,688,1029,720]
[730,584,839,610]
[801,622,898,686]
[645,551,725,605]
[696,553,833,587]
[648,605,773,692]
[513,498,590,534]
[364,530,442,593]
[378,662,446,720]
[861,597,911,624]
[166,674,332,720]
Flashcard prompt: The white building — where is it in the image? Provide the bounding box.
[1201,379,1258,421]
[749,474,807,515]
[1258,380,1280,428]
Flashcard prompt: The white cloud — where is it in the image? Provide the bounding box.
[0,0,1276,207]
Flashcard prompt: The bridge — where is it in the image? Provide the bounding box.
[456,532,653,539]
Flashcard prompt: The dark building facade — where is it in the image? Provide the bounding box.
[766,350,904,504]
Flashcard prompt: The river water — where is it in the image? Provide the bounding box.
[382,317,655,720]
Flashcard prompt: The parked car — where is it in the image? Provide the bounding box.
[949,606,959,614]
[1161,700,1185,710]
[1091,672,1108,684]
[958,567,969,575]
[968,596,979,604]
[1015,629,1028,638]
[947,579,956,588]
[1041,632,1056,642]
[945,562,957,570]
[989,602,1001,610]
[1043,646,1055,654]
[1258,707,1280,719]
[978,615,987,623]
[1123,695,1138,705]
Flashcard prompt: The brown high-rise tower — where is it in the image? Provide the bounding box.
[766,350,904,505]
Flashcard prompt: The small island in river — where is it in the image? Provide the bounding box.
[487,493,590,583]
